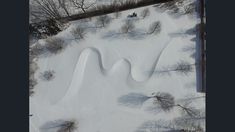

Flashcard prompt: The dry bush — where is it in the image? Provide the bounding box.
[173,60,193,75]
[157,60,194,76]
[148,21,161,34]
[40,70,55,81]
[120,20,135,33]
[57,120,78,132]
[71,26,86,39]
[152,92,175,111]
[45,37,65,54]
[95,15,112,28]
[176,104,200,118]
[140,8,150,19]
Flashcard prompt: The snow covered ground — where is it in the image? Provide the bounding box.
[30,1,205,132]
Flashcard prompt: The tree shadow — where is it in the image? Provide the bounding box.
[102,29,147,40]
[40,120,66,132]
[102,30,123,39]
[117,93,150,108]
[126,29,147,40]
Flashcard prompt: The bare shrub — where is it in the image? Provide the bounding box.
[140,8,150,19]
[173,60,193,75]
[148,21,161,34]
[45,37,65,54]
[71,26,86,39]
[57,120,78,132]
[175,104,200,118]
[95,15,112,28]
[152,92,175,111]
[40,70,55,81]
[120,20,135,33]
[156,60,194,76]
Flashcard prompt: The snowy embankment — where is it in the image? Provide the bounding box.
[30,1,205,132]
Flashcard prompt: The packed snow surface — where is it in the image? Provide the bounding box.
[30,2,205,132]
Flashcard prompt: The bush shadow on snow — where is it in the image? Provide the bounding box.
[102,28,147,40]
[40,120,66,132]
[117,93,150,108]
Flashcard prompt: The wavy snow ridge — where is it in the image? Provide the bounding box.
[59,39,172,104]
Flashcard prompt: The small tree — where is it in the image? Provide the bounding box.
[120,20,135,33]
[152,92,175,111]
[40,70,55,81]
[57,120,78,132]
[71,26,86,39]
[140,8,150,19]
[148,21,161,34]
[45,37,65,54]
[95,15,111,28]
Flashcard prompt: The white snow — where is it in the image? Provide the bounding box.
[30,2,205,132]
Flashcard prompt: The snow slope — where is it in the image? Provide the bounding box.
[30,2,205,132]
